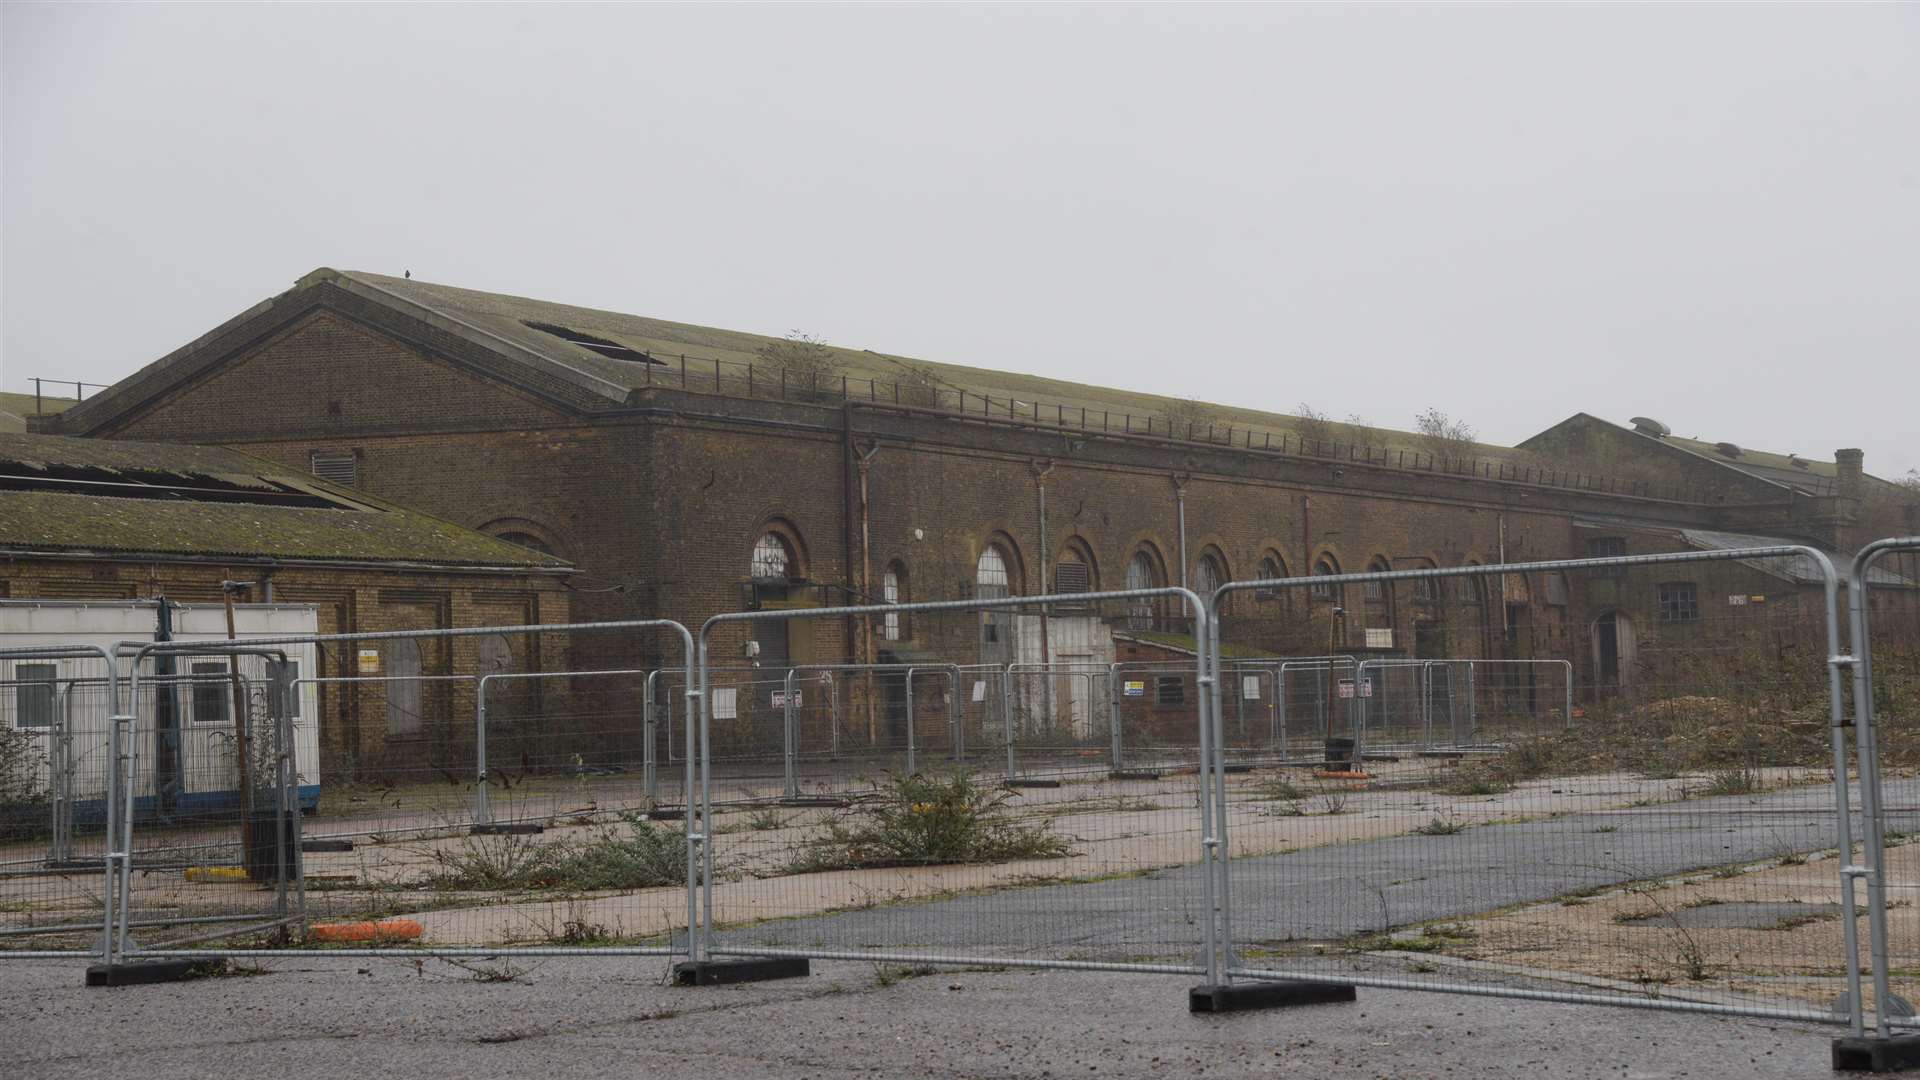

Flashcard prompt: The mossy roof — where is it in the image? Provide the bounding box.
[319,269,1527,464]
[0,392,77,418]
[0,433,571,569]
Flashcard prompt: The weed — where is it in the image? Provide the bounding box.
[1701,768,1762,796]
[424,813,687,891]
[1258,777,1305,801]
[1318,792,1348,816]
[782,772,1069,874]
[1413,815,1467,836]
[745,806,790,832]
[873,963,941,987]
[442,957,532,983]
[1259,800,1307,819]
[1594,825,1620,834]
[1437,775,1510,797]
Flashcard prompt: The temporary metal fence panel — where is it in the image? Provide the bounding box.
[1277,657,1361,760]
[1846,537,1920,1037]
[1108,661,1279,771]
[113,650,304,957]
[1000,663,1116,781]
[691,587,1226,979]
[1212,547,1871,1030]
[108,619,696,961]
[0,648,120,957]
[474,668,660,829]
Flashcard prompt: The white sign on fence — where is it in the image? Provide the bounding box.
[771,691,801,708]
[1242,676,1261,701]
[713,687,738,719]
[971,680,988,703]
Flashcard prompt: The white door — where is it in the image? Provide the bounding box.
[1060,655,1092,739]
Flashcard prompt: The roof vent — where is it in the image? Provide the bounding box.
[1789,454,1810,470]
[1629,416,1671,438]
[1714,442,1743,459]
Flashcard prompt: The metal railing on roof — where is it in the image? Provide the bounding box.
[628,352,1717,503]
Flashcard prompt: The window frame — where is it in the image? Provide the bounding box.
[1587,537,1627,578]
[190,661,230,725]
[1657,581,1700,623]
[13,663,56,729]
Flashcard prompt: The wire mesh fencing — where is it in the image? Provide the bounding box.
[1848,538,1920,1035]
[1212,546,1870,1027]
[0,649,119,955]
[692,588,1226,977]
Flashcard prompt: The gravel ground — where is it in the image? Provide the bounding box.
[2,954,1859,1079]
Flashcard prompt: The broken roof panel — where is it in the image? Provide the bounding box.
[0,433,570,570]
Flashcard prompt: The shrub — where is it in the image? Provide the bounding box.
[426,813,686,891]
[0,726,48,842]
[785,772,1069,873]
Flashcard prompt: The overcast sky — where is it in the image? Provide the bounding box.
[4,4,1915,476]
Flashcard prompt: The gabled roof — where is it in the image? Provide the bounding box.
[0,432,571,570]
[60,267,1536,467]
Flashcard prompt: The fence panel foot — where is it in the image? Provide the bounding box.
[85,959,211,987]
[1833,1035,1920,1073]
[1189,980,1357,1013]
[673,957,811,986]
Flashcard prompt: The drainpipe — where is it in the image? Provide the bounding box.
[1497,513,1509,658]
[1033,461,1056,727]
[858,442,881,744]
[1173,475,1190,589]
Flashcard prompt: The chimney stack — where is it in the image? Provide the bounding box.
[1836,448,1865,497]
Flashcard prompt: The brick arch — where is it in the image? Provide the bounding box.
[476,516,571,561]
[752,516,811,581]
[1055,533,1101,593]
[974,530,1026,596]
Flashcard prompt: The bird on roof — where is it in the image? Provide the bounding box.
[404,270,411,279]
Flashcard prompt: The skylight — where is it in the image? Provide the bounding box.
[522,321,662,364]
[0,463,362,510]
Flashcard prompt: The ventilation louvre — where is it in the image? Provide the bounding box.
[310,450,358,487]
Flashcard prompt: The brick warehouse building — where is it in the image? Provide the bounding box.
[24,268,1920,721]
[0,431,573,778]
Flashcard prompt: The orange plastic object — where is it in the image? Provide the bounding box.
[309,918,423,943]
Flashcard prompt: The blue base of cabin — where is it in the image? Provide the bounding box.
[67,785,321,825]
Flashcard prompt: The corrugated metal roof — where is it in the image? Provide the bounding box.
[1679,528,1911,587]
[0,433,571,569]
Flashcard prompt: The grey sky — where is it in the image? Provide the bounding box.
[4,3,1915,476]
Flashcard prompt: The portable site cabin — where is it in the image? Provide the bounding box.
[0,599,322,821]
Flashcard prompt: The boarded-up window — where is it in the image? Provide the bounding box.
[310,450,358,487]
[477,634,514,676]
[14,663,55,729]
[385,639,424,736]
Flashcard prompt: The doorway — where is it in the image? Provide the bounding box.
[1591,611,1636,696]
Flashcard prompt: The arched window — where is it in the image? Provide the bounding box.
[1126,548,1161,630]
[976,546,1010,598]
[1363,556,1394,629]
[751,533,794,581]
[1192,548,1227,605]
[1255,551,1288,602]
[494,531,556,558]
[978,543,1014,647]
[881,562,906,642]
[1312,555,1342,605]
